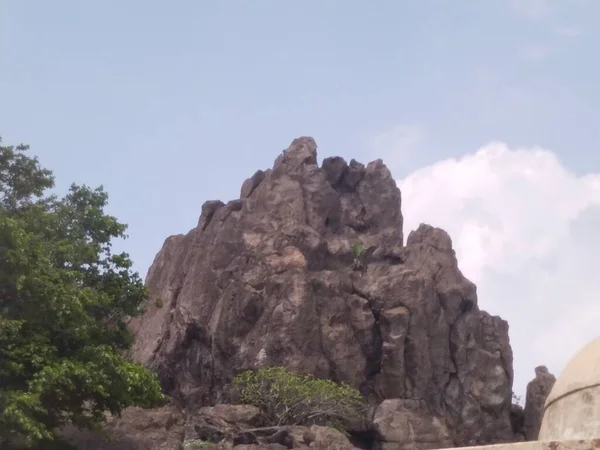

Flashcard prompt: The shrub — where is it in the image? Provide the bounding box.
[512,391,523,406]
[352,242,365,260]
[232,367,366,430]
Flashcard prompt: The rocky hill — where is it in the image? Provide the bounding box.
[66,137,554,450]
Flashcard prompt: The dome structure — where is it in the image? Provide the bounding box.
[538,336,600,441]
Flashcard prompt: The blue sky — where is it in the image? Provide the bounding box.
[2,1,600,393]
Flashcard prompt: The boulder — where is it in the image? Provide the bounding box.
[59,404,185,450]
[372,399,452,450]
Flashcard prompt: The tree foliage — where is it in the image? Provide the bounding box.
[0,138,164,447]
[233,367,366,430]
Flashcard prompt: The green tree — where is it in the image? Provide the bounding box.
[0,138,164,447]
[233,367,366,431]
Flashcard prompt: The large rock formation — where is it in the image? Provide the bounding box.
[130,137,516,448]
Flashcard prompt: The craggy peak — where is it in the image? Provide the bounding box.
[57,137,554,450]
[94,136,522,450]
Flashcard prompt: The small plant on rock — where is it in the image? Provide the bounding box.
[182,440,222,449]
[351,241,365,271]
[352,241,365,260]
[512,391,523,407]
[233,367,366,431]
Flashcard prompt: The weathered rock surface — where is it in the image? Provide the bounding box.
[181,403,264,448]
[372,399,453,450]
[130,137,516,448]
[59,404,185,450]
[522,366,556,441]
[509,403,526,442]
[61,403,355,449]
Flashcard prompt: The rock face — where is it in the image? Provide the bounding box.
[522,366,556,441]
[130,137,516,448]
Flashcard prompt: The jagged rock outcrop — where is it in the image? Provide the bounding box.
[522,366,556,441]
[130,137,516,448]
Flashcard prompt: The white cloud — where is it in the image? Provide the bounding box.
[556,25,583,39]
[397,142,600,396]
[519,43,554,62]
[508,0,554,20]
[369,124,425,172]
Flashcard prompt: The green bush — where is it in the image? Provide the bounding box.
[233,367,366,430]
[352,241,365,260]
